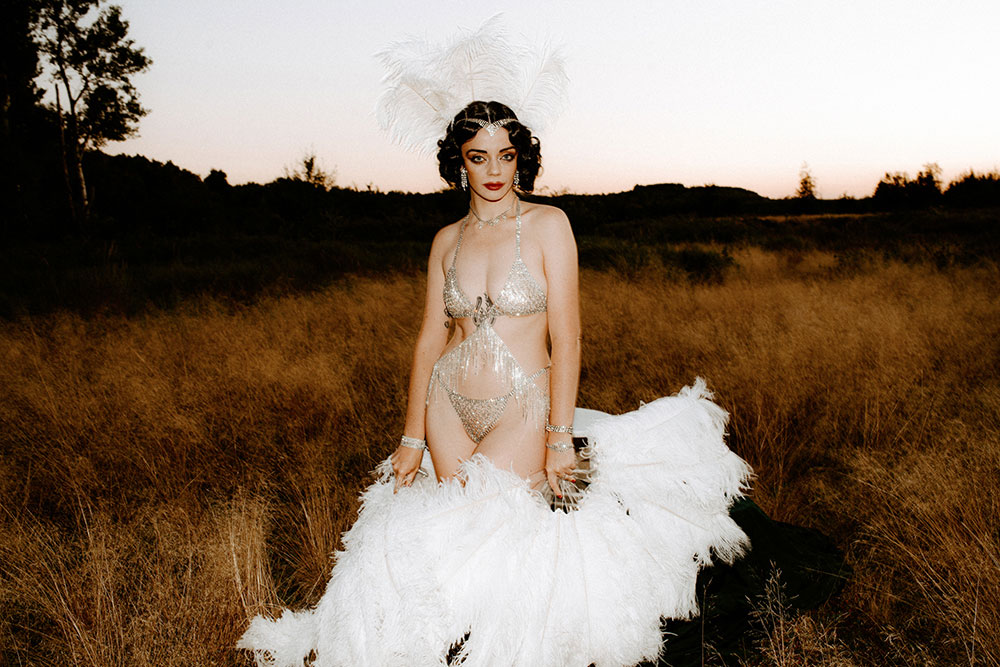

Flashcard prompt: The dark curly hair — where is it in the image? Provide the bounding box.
[437,101,542,192]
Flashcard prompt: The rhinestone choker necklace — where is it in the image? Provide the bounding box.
[470,199,517,229]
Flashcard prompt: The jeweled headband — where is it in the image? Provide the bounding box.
[375,15,568,154]
[470,118,515,136]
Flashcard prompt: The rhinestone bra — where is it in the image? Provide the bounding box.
[443,201,547,320]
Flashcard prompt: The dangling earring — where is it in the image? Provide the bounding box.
[513,170,520,189]
[460,166,468,191]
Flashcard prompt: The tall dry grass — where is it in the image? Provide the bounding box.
[2,250,998,665]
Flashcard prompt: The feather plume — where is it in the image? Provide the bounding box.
[375,15,568,155]
[513,39,569,136]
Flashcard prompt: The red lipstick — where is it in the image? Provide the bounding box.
[484,182,504,191]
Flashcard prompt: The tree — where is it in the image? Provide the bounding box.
[34,0,151,224]
[945,169,1000,208]
[204,168,230,192]
[872,163,943,210]
[873,171,909,209]
[914,162,942,195]
[1,0,45,231]
[796,162,816,199]
[284,150,336,191]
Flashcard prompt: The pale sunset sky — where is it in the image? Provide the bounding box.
[109,0,999,199]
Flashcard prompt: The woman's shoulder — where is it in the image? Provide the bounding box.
[427,218,465,260]
[433,217,465,243]
[522,200,568,222]
[521,201,573,239]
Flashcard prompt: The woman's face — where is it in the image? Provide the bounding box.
[461,127,518,202]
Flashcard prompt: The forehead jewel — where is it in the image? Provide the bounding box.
[470,118,515,137]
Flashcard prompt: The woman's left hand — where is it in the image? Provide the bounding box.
[545,446,577,497]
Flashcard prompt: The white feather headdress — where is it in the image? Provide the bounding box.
[376,15,569,155]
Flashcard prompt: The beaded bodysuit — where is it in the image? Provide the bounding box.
[427,203,549,443]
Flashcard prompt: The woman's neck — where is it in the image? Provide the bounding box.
[469,190,517,221]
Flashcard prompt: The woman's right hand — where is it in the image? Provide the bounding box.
[391,445,424,492]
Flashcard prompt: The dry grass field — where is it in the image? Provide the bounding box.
[2,248,998,665]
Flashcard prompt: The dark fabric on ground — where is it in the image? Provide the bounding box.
[643,497,851,666]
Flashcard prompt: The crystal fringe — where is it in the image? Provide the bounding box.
[428,320,549,442]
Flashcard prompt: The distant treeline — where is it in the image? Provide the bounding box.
[4,150,1000,242]
[6,151,1000,242]
[2,151,999,318]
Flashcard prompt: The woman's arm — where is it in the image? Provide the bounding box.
[540,208,581,495]
[392,226,453,491]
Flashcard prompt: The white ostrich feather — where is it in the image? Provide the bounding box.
[238,379,752,667]
[376,15,569,154]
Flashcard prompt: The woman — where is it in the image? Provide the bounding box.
[238,17,852,661]
[239,100,754,666]
[390,100,580,500]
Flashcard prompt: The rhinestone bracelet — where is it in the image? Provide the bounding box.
[545,423,574,435]
[399,435,426,450]
[545,440,574,452]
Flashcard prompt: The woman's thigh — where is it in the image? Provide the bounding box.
[425,393,476,481]
[473,406,546,480]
